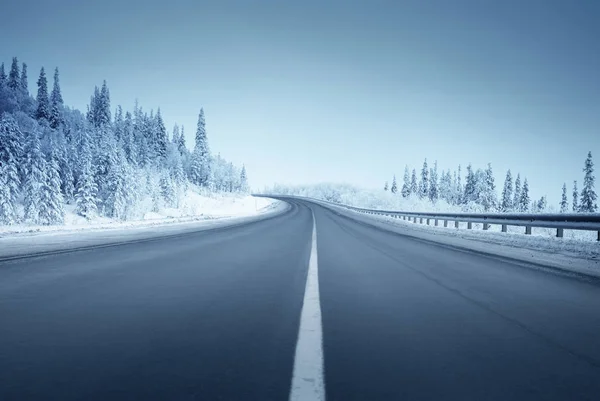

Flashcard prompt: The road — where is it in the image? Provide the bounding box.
[1,198,600,400]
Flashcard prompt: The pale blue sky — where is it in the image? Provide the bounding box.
[1,0,599,205]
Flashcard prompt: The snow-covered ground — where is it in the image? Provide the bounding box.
[0,194,285,260]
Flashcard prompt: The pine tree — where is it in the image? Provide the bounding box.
[429,161,439,202]
[500,170,513,212]
[513,174,521,211]
[20,62,28,95]
[98,81,111,126]
[391,175,398,194]
[177,125,187,155]
[410,168,418,194]
[38,150,65,225]
[155,109,168,161]
[536,196,547,213]
[480,163,497,211]
[160,170,176,207]
[50,68,63,129]
[189,108,211,186]
[8,57,20,92]
[456,165,463,204]
[419,159,429,199]
[0,63,6,85]
[0,114,23,223]
[401,165,411,197]
[75,133,98,219]
[572,180,579,212]
[463,164,476,204]
[239,165,249,193]
[35,67,50,121]
[579,151,597,213]
[560,183,568,213]
[23,129,46,223]
[122,111,136,164]
[519,178,530,212]
[172,124,180,144]
[383,181,389,191]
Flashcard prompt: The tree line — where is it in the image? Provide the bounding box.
[0,57,249,225]
[384,153,597,214]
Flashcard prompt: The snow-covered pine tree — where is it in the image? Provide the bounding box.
[172,124,180,144]
[513,174,521,211]
[429,161,439,203]
[391,175,398,194]
[0,63,6,85]
[35,67,50,121]
[239,165,249,193]
[23,126,46,223]
[536,196,547,213]
[104,147,130,220]
[189,109,211,186]
[401,166,411,197]
[456,165,463,205]
[419,159,429,199]
[98,81,111,127]
[75,131,98,219]
[480,163,497,211]
[49,68,64,129]
[518,178,530,212]
[20,62,28,95]
[463,164,476,204]
[384,181,389,191]
[38,149,65,225]
[155,109,168,162]
[122,111,136,164]
[410,168,418,194]
[0,113,23,223]
[160,170,176,207]
[572,180,579,212]
[579,151,597,213]
[560,183,568,213]
[8,57,20,92]
[500,170,513,212]
[178,125,187,156]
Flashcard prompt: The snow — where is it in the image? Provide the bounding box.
[0,194,286,260]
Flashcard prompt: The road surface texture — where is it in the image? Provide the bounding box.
[1,197,600,400]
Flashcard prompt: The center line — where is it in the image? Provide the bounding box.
[289,211,325,401]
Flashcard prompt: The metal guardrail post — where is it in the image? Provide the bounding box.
[525,226,532,235]
[435,219,439,226]
[427,218,430,225]
[557,228,564,238]
[483,223,489,230]
[420,218,423,224]
[467,222,472,229]
[502,224,507,232]
[455,221,459,228]
[444,220,448,227]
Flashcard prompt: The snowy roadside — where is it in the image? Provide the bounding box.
[317,200,600,279]
[0,196,287,260]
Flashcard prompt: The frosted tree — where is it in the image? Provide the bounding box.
[0,114,23,223]
[105,149,129,219]
[391,175,398,194]
[410,168,418,194]
[419,159,429,199]
[401,166,411,197]
[0,63,6,85]
[38,150,65,225]
[23,128,46,223]
[463,164,476,204]
[383,181,389,191]
[239,165,249,193]
[160,170,176,207]
[172,124,180,144]
[20,62,28,95]
[35,67,50,121]
[500,170,513,212]
[75,133,98,219]
[122,111,136,164]
[189,109,211,186]
[98,81,111,127]
[579,151,597,213]
[536,196,547,213]
[480,163,497,211]
[559,183,568,213]
[572,181,579,212]
[177,125,187,156]
[518,178,530,212]
[49,68,64,129]
[456,165,463,204]
[8,57,20,92]
[513,174,521,211]
[155,109,168,161]
[429,161,439,202]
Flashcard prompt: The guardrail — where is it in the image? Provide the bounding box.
[260,195,600,241]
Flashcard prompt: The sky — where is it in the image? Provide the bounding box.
[1,0,599,205]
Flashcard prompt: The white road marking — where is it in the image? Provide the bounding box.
[289,212,325,401]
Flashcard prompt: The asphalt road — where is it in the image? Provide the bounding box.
[1,198,600,400]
